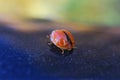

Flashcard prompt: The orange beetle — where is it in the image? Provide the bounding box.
[48,29,75,54]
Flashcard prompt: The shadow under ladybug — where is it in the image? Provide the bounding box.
[48,42,74,56]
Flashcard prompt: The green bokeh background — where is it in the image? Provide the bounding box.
[0,0,120,26]
[60,0,120,25]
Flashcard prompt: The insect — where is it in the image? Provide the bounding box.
[47,29,75,54]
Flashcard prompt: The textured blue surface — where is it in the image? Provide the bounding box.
[0,24,120,80]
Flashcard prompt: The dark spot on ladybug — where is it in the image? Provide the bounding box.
[63,31,73,47]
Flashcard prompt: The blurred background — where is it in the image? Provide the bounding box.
[0,0,120,26]
[0,0,120,79]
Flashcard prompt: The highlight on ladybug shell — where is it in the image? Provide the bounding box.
[48,29,75,54]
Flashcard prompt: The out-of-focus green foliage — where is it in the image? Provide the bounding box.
[60,0,120,25]
[0,0,120,26]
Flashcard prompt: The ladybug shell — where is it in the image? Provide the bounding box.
[50,29,75,50]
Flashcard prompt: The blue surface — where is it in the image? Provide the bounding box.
[0,24,120,80]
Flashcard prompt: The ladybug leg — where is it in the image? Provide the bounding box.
[46,35,52,45]
[48,42,52,45]
[61,49,64,54]
[73,46,77,48]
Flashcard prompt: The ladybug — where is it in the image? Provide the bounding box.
[47,29,75,54]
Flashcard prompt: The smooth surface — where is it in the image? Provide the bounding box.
[0,21,120,80]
